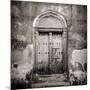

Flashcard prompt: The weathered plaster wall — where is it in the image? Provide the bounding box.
[11,1,87,80]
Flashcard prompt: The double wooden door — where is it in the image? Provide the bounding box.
[36,31,64,74]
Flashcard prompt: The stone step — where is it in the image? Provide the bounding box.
[31,74,70,88]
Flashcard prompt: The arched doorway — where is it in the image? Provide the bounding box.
[33,10,68,74]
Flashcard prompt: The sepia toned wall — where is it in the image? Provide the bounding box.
[11,1,87,80]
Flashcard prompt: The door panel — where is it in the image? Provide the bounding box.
[52,33,62,62]
[37,32,49,74]
[50,33,63,73]
[38,32,49,62]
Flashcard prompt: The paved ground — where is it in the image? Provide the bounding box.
[31,74,70,88]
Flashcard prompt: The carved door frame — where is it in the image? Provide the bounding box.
[33,10,68,73]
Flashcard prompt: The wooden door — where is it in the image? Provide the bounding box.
[36,32,63,74]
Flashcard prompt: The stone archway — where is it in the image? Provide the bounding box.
[33,10,68,74]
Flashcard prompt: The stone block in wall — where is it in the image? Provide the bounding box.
[69,49,87,85]
[71,49,87,66]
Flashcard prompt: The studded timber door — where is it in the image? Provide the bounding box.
[36,32,63,74]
